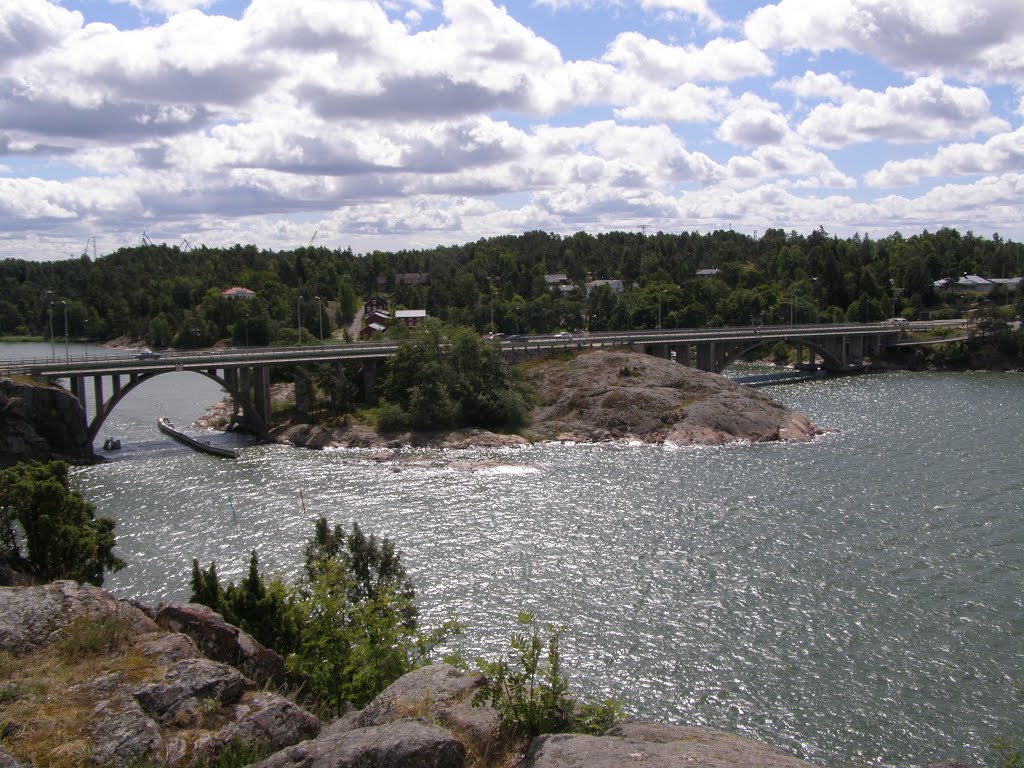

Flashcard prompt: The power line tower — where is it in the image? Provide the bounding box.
[637,225,650,236]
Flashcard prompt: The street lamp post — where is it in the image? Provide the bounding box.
[657,291,664,329]
[296,296,302,341]
[315,296,323,345]
[47,301,55,360]
[61,300,68,362]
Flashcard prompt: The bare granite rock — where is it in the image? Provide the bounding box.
[133,657,254,725]
[249,719,466,768]
[0,584,322,767]
[524,349,818,445]
[0,746,31,768]
[90,698,164,768]
[0,376,99,467]
[205,691,322,754]
[155,601,287,688]
[519,721,819,768]
[0,580,157,654]
[353,663,500,750]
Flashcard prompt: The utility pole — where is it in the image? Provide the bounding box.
[61,300,68,361]
[296,296,302,340]
[316,296,323,345]
[48,301,55,360]
[638,225,650,236]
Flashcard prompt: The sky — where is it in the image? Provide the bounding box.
[2,0,1024,262]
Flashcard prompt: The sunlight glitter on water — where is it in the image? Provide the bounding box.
[43,357,1024,768]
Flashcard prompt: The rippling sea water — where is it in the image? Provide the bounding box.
[4,343,1021,767]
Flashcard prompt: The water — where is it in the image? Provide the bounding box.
[4,342,1022,766]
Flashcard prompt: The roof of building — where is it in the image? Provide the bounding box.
[544,274,568,283]
[221,286,256,296]
[695,268,721,276]
[395,309,427,318]
[957,275,994,287]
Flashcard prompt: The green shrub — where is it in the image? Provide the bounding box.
[0,461,125,586]
[375,401,411,433]
[474,612,622,740]
[190,518,461,717]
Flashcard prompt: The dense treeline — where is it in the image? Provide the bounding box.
[2,227,1022,346]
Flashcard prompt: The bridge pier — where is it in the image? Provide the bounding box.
[254,366,271,429]
[363,360,379,405]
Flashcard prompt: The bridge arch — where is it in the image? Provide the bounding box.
[715,336,846,372]
[85,368,262,444]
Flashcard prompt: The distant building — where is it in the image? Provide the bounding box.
[396,272,430,285]
[364,309,390,326]
[585,279,624,297]
[544,273,569,285]
[221,286,256,300]
[957,275,995,293]
[989,277,1022,292]
[364,297,388,314]
[359,322,387,340]
[695,269,720,278]
[934,275,1020,295]
[395,309,427,328]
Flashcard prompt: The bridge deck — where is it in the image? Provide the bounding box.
[1,320,967,378]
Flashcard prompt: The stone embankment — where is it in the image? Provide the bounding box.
[0,376,99,467]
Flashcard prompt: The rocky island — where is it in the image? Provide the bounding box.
[267,349,818,451]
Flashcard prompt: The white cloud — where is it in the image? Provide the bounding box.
[2,0,1024,260]
[797,77,1010,147]
[0,0,84,65]
[774,71,858,104]
[639,0,723,29]
[614,83,729,123]
[865,126,1024,186]
[715,93,789,146]
[745,0,1024,83]
[604,32,773,84]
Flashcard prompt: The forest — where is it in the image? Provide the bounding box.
[1,226,1022,349]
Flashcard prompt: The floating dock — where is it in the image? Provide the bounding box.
[157,416,238,459]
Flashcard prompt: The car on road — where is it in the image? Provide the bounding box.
[887,317,909,326]
[136,348,161,359]
[553,331,573,338]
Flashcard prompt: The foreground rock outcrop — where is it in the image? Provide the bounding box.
[0,582,319,767]
[2,581,972,767]
[0,376,99,467]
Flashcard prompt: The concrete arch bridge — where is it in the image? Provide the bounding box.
[4,320,964,445]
